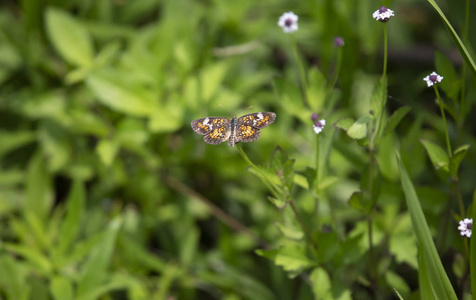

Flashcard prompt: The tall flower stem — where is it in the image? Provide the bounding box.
[290,34,310,109]
[236,145,280,199]
[433,86,452,157]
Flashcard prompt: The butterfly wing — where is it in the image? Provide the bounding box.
[191,117,231,145]
[237,112,276,129]
[235,112,276,143]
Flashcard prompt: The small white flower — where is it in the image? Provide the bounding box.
[313,119,326,135]
[278,12,299,33]
[423,71,444,87]
[373,6,395,22]
[458,218,472,238]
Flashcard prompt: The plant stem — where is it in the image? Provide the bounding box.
[383,24,388,78]
[290,34,310,109]
[434,86,452,157]
[289,198,317,255]
[236,145,280,199]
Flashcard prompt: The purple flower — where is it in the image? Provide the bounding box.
[334,36,345,47]
[423,71,444,87]
[458,218,472,238]
[372,6,395,22]
[278,12,299,33]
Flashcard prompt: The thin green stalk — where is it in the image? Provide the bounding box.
[236,145,280,199]
[327,46,343,93]
[289,199,317,255]
[458,0,470,142]
[383,24,388,78]
[434,86,452,157]
[290,34,310,109]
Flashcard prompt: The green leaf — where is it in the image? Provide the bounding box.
[276,223,304,241]
[76,217,122,297]
[26,153,53,222]
[347,115,373,140]
[0,130,35,158]
[310,267,332,299]
[385,271,410,297]
[435,51,460,101]
[57,180,85,255]
[370,76,387,118]
[200,62,229,102]
[45,8,93,67]
[274,243,314,277]
[2,243,53,275]
[383,106,411,137]
[50,276,74,300]
[96,139,119,166]
[396,151,457,300]
[0,254,30,300]
[270,146,295,191]
[427,0,476,77]
[86,71,156,116]
[420,139,449,170]
[334,118,354,131]
[449,144,470,177]
[148,98,184,133]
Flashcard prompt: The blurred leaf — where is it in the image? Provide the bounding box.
[148,98,184,133]
[370,76,387,122]
[334,118,354,131]
[348,191,365,213]
[310,267,332,299]
[96,139,119,166]
[385,271,410,297]
[26,153,53,222]
[86,71,157,116]
[435,51,460,101]
[347,115,373,140]
[0,254,30,300]
[275,243,314,278]
[200,61,229,103]
[383,106,411,137]
[420,139,449,170]
[449,144,470,177]
[276,223,304,241]
[270,146,295,191]
[58,180,86,255]
[50,276,74,300]
[77,217,122,297]
[396,151,457,300]
[45,7,94,67]
[2,243,53,275]
[427,0,476,77]
[0,130,35,158]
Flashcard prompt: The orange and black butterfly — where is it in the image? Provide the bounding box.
[191,112,276,147]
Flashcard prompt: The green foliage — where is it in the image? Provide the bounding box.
[1,0,476,299]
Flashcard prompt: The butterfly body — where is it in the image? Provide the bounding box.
[191,112,276,146]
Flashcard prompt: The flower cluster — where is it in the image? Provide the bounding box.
[458,218,472,238]
[372,6,394,22]
[278,12,299,33]
[311,113,326,135]
[423,71,444,87]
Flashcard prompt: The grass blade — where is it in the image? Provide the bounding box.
[396,151,457,300]
[427,0,476,77]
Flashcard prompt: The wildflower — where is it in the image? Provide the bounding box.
[423,71,444,87]
[334,36,345,47]
[458,218,472,238]
[312,114,326,134]
[372,6,395,22]
[278,12,299,33]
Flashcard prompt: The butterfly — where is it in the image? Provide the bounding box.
[191,112,276,147]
